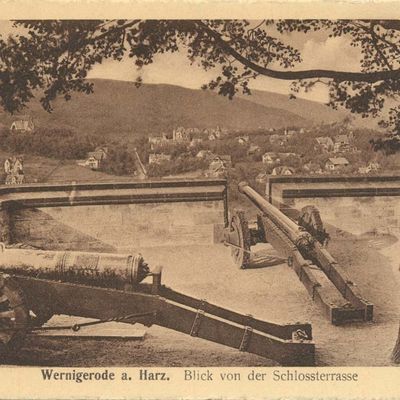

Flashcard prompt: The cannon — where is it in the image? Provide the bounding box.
[0,244,315,366]
[224,182,373,325]
[224,183,316,269]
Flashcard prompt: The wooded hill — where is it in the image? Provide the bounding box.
[0,79,347,139]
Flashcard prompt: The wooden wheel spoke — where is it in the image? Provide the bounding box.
[228,210,251,269]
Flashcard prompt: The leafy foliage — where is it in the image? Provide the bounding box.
[0,127,95,159]
[147,156,208,177]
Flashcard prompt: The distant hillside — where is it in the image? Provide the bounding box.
[239,89,347,125]
[0,79,318,139]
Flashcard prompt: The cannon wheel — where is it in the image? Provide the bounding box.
[0,275,29,356]
[227,210,251,269]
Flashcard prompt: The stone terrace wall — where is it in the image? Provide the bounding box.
[291,196,400,236]
[265,175,400,236]
[12,201,225,252]
[0,179,227,252]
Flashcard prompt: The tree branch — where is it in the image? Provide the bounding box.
[373,20,400,31]
[194,20,400,83]
[89,20,141,44]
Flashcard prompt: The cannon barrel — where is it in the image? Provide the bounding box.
[0,244,150,288]
[238,181,311,246]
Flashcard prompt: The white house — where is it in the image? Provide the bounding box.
[367,161,380,172]
[237,136,250,145]
[10,116,35,133]
[262,152,280,164]
[325,157,350,171]
[173,127,191,142]
[271,166,295,176]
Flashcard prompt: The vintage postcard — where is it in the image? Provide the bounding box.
[0,0,400,399]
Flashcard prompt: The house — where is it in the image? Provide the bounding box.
[202,126,227,141]
[10,115,35,133]
[237,136,250,145]
[149,135,171,150]
[262,152,280,164]
[77,147,108,170]
[334,134,351,153]
[77,153,101,170]
[4,156,25,184]
[196,150,215,160]
[367,161,380,172]
[247,144,261,156]
[148,153,172,164]
[315,137,334,152]
[173,127,191,142]
[334,142,351,153]
[271,166,295,176]
[325,157,350,171]
[210,155,232,167]
[162,131,173,140]
[302,162,323,174]
[359,162,381,174]
[84,154,101,170]
[149,132,175,150]
[3,158,12,174]
[93,147,108,161]
[207,155,232,177]
[212,126,227,139]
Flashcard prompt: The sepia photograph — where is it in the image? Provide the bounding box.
[0,16,400,373]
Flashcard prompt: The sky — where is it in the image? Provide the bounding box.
[0,20,361,103]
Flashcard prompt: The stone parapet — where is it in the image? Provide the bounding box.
[0,179,228,251]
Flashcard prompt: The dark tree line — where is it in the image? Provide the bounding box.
[0,127,96,159]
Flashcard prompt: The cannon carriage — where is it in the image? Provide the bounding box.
[224,182,373,325]
[0,244,315,366]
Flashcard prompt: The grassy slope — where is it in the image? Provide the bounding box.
[240,89,347,125]
[0,149,133,184]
